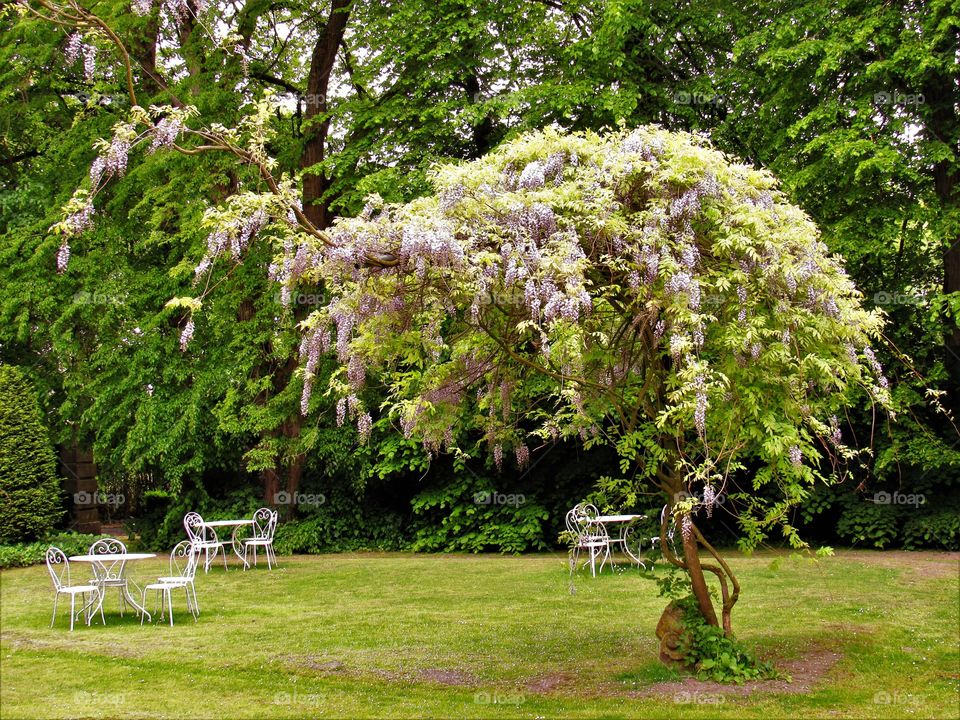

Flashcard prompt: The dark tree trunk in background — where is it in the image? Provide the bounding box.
[301,0,351,229]
[253,0,350,506]
[924,17,960,413]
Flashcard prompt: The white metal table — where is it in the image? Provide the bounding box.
[69,552,157,622]
[202,519,254,570]
[587,514,647,566]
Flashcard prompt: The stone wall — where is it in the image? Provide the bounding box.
[59,446,101,534]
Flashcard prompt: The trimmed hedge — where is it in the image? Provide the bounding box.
[0,532,111,569]
[0,366,64,543]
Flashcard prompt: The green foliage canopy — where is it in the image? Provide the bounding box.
[297,127,891,548]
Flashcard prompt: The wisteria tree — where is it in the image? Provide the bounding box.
[289,127,891,644]
[20,0,892,662]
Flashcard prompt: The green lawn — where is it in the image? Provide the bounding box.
[1,550,957,719]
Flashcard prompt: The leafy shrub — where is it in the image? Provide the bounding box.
[125,484,263,551]
[273,492,407,554]
[801,484,958,550]
[0,366,64,543]
[0,531,111,569]
[408,470,549,553]
[835,500,900,548]
[674,595,782,684]
[902,508,960,550]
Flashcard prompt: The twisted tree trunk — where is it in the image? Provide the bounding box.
[655,467,740,663]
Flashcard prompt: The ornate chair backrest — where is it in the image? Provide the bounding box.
[567,504,606,545]
[45,547,69,591]
[251,507,278,540]
[170,540,200,580]
[89,538,127,582]
[183,512,206,543]
[660,504,676,541]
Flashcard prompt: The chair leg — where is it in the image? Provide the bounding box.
[185,587,197,621]
[69,594,75,632]
[242,543,248,571]
[191,582,200,615]
[51,593,59,628]
[166,589,173,627]
[140,588,149,625]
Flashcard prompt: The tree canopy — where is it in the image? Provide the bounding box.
[0,0,955,564]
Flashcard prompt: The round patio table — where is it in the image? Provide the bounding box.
[587,514,647,566]
[69,553,157,622]
[202,519,254,570]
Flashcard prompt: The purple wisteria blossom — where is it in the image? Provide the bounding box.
[56,241,71,274]
[788,445,802,467]
[179,318,195,351]
[64,33,82,64]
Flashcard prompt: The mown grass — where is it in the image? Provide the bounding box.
[0,549,957,719]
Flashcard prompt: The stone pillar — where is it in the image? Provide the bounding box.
[59,446,101,534]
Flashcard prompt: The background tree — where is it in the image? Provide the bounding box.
[0,365,64,543]
[712,0,959,540]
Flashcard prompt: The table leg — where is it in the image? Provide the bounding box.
[619,524,646,568]
[122,582,151,622]
[231,525,250,569]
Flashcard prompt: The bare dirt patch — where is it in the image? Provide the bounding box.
[281,654,479,687]
[2,632,144,660]
[416,668,477,686]
[840,550,959,581]
[524,672,576,693]
[628,647,843,699]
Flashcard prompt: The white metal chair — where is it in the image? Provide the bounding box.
[650,505,677,550]
[141,541,200,627]
[565,503,611,577]
[184,511,227,573]
[45,547,99,631]
[242,507,278,570]
[88,538,131,618]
